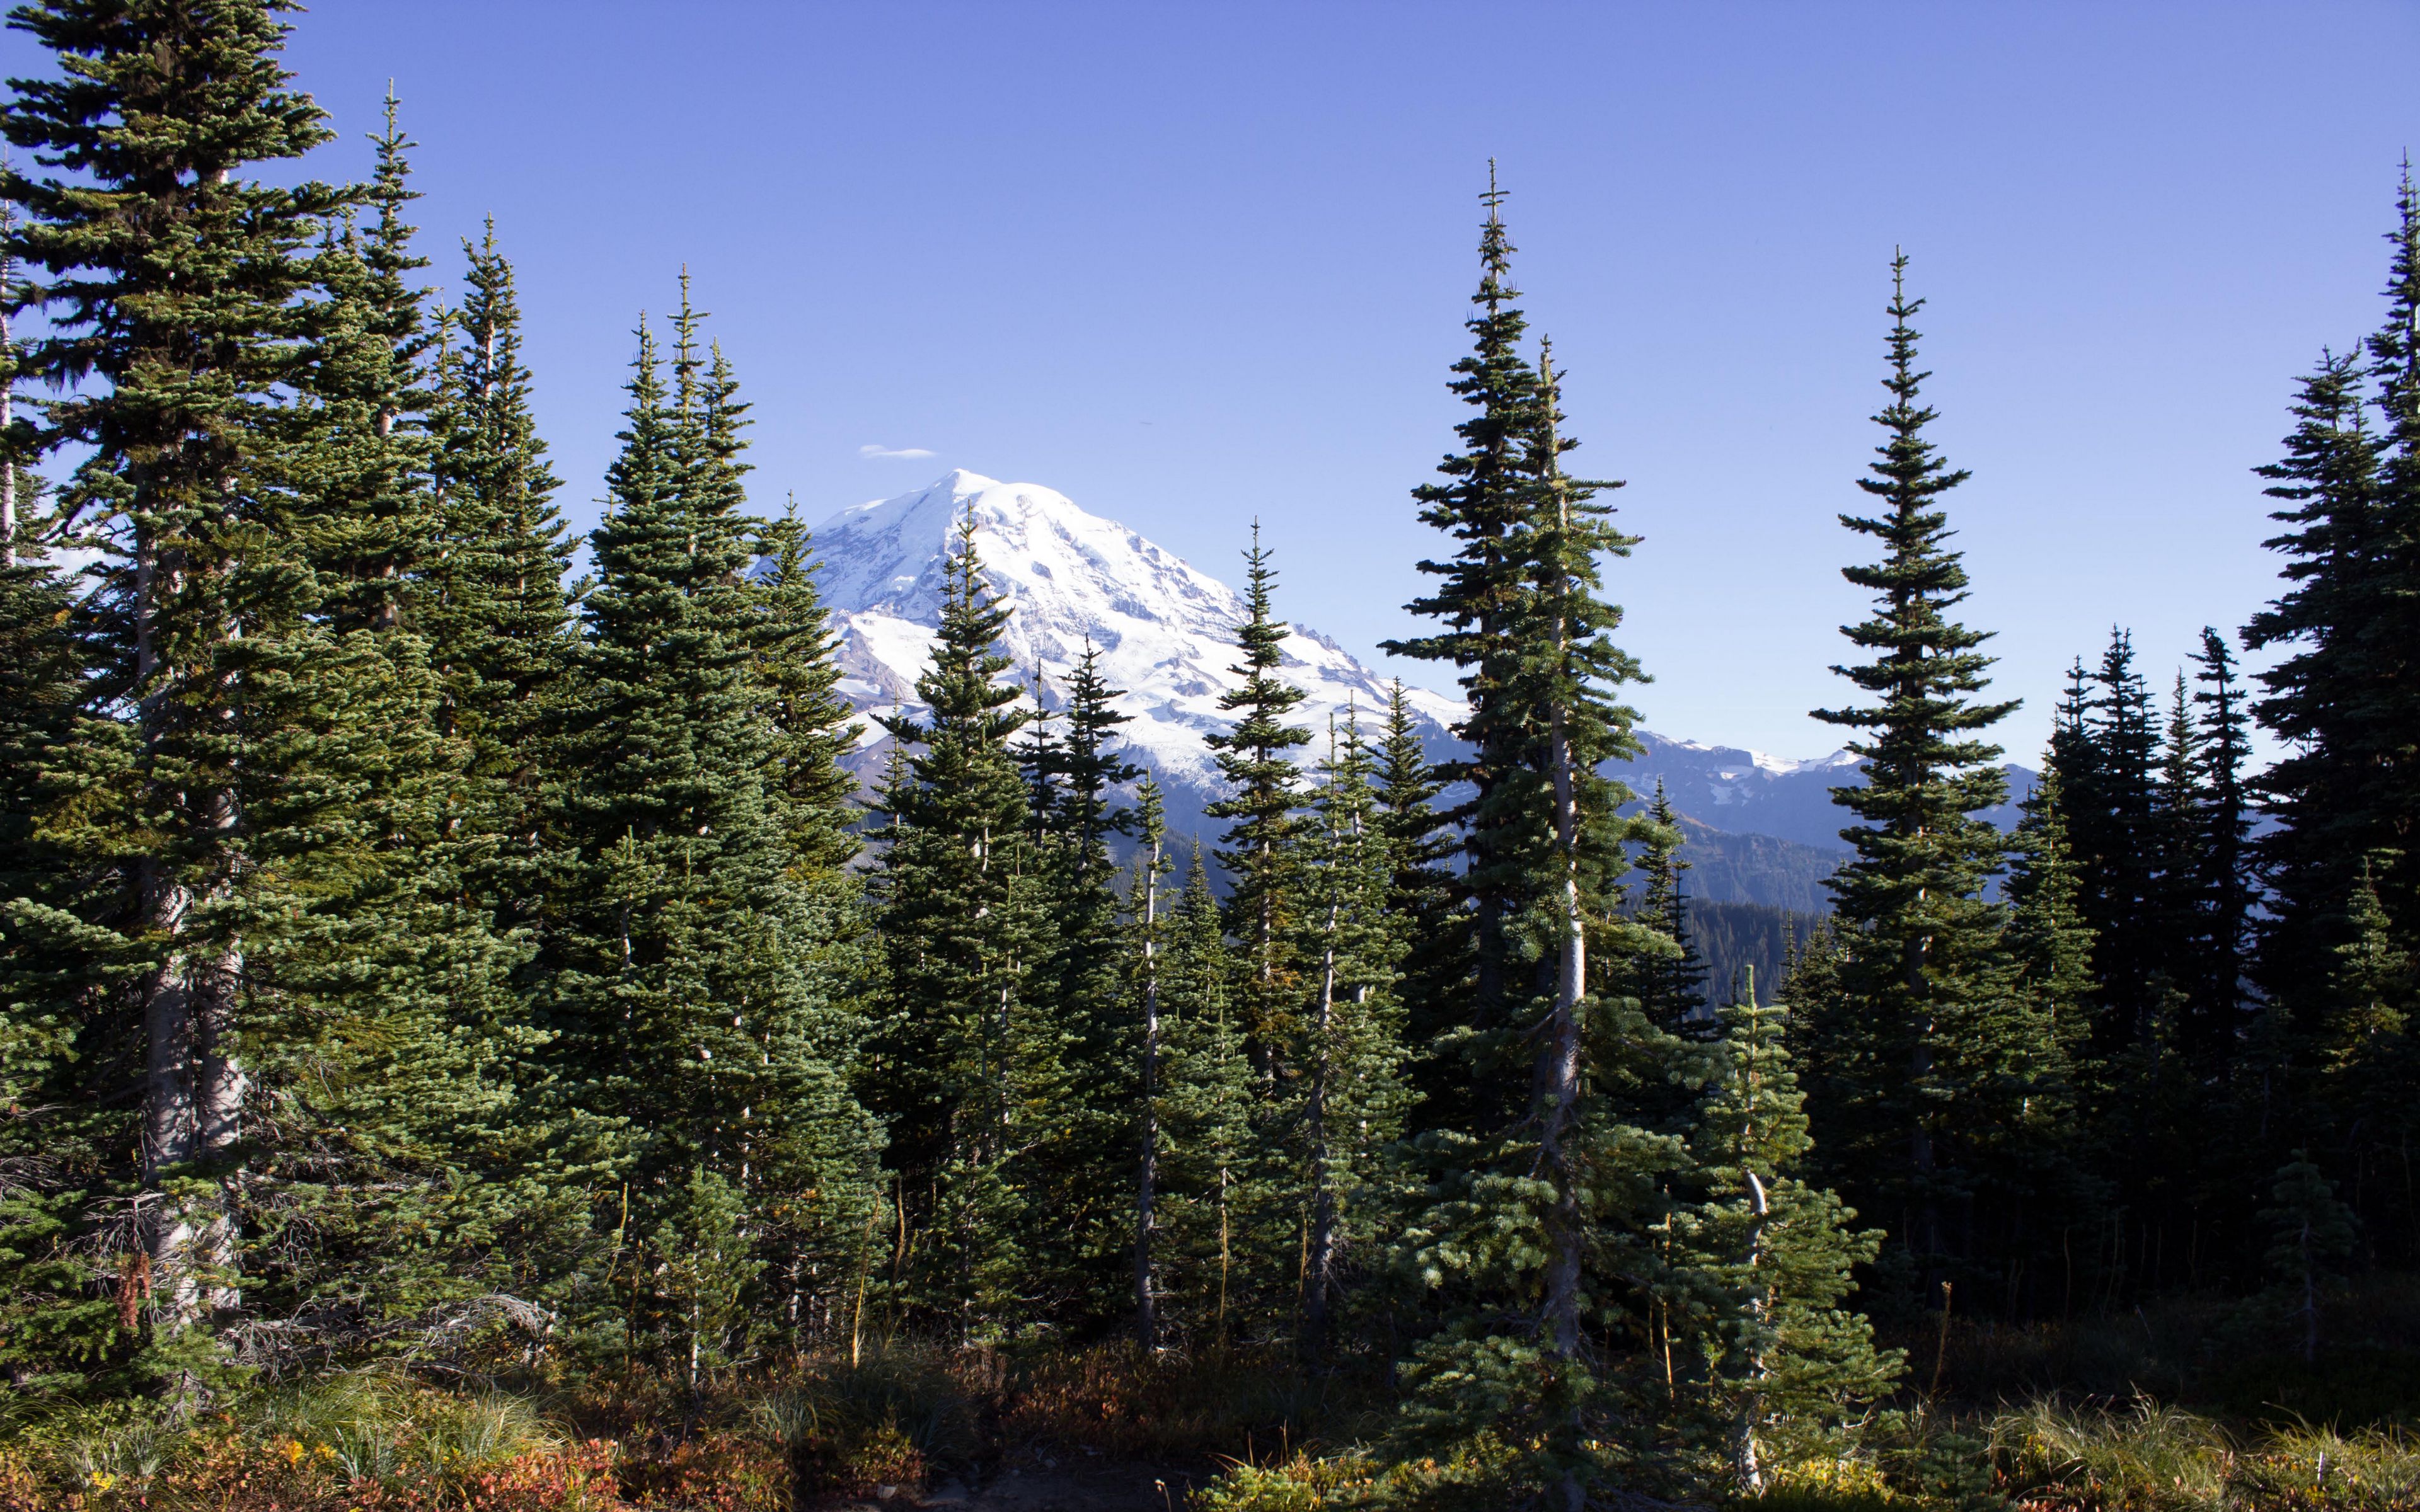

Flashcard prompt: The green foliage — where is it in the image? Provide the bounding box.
[1387,184,1679,1509]
[2259,1154,2360,1365]
[866,508,1046,1338]
[1155,846,1267,1343]
[538,289,879,1367]
[1802,255,2041,1304]
[9,8,2420,1506]
[1207,530,1311,1067]
[1676,975,1904,1494]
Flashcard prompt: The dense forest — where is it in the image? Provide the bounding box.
[2,6,2416,1511]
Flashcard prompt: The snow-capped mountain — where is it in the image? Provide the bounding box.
[810,469,1462,836]
[803,469,2032,890]
[1623,733,2033,852]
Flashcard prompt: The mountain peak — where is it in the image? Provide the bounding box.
[796,469,2033,876]
[807,471,1462,834]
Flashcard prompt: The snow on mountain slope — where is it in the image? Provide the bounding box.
[809,471,1461,827]
[800,469,2032,869]
[1626,731,2034,851]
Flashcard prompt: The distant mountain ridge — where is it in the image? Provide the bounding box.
[803,470,2033,908]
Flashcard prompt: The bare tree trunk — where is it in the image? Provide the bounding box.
[1908,903,1940,1271]
[1302,912,1339,1351]
[1732,1168,1773,1494]
[1541,701,1587,1358]
[140,896,247,1337]
[1,255,14,554]
[1134,831,1163,1351]
[133,511,248,1352]
[1536,422,1589,1512]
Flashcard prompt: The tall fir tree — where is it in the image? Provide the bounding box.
[288,88,437,635]
[2066,628,2162,1057]
[238,92,535,1363]
[1383,169,1543,1136]
[2351,165,2420,954]
[424,223,573,832]
[867,509,1043,1339]
[1291,710,1410,1351]
[0,0,417,1388]
[1395,324,1669,1506]
[1374,679,1460,1108]
[2189,627,2257,1055]
[1025,641,1140,1326]
[1157,845,1262,1341]
[2001,765,2094,1092]
[1206,527,1310,1074]
[2246,169,2420,1054]
[544,297,877,1365]
[1807,255,2022,1300]
[751,493,863,881]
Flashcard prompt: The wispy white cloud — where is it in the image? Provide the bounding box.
[859,444,936,460]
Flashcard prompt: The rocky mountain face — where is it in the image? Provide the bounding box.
[804,470,2032,908]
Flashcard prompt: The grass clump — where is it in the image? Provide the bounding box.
[751,1346,976,1499]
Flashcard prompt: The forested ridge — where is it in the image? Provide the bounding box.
[3,7,2418,1511]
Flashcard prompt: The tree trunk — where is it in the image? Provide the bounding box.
[1732,1169,1773,1495]
[135,516,248,1347]
[1302,918,1339,1351]
[1,268,14,553]
[1134,833,1162,1351]
[1538,446,1590,1512]
[1541,703,1586,1355]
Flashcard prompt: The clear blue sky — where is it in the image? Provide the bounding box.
[12,2,2416,759]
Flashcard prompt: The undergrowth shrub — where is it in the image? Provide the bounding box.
[611,1429,786,1511]
[0,1379,627,1511]
[750,1347,971,1499]
[991,1344,1386,1461]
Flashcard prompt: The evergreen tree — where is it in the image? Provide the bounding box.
[243,90,554,1361]
[1156,846,1260,1342]
[1206,528,1310,1072]
[2002,766,2094,1085]
[2065,627,2161,1057]
[1128,779,1174,1349]
[2319,859,2417,1258]
[2259,1154,2359,1365]
[2154,670,2209,1019]
[425,222,573,789]
[2190,627,2257,1051]
[1025,641,1139,1326]
[867,508,1042,1339]
[0,484,131,1393]
[751,493,862,879]
[1395,321,1668,1505]
[1382,170,1543,1136]
[1633,781,1714,1042]
[2350,166,2420,953]
[1995,764,2098,1286]
[544,299,877,1365]
[1291,710,1410,1350]
[1807,255,2022,1297]
[0,0,412,1384]
[1677,970,1902,1496]
[2244,341,2397,1012]
[1374,679,1460,1108]
[288,88,437,635]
